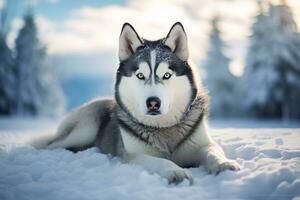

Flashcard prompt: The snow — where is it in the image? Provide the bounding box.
[0,118,300,200]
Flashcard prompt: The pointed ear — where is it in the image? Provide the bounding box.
[164,22,189,61]
[119,23,143,61]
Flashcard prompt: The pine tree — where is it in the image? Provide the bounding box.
[0,5,15,115]
[270,2,300,119]
[0,34,15,115]
[14,13,65,116]
[202,16,238,117]
[244,1,300,119]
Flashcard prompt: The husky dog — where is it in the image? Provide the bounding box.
[35,22,240,184]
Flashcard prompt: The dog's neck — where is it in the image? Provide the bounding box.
[116,94,208,156]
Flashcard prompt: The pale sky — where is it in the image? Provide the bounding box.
[3,0,300,77]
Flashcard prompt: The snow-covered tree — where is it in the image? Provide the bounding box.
[243,1,300,119]
[0,5,15,115]
[0,34,15,115]
[14,13,65,116]
[201,16,238,117]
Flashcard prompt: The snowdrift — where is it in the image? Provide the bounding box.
[0,120,299,199]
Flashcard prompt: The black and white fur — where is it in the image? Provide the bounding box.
[32,22,241,184]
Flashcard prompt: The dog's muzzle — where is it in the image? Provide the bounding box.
[146,96,161,115]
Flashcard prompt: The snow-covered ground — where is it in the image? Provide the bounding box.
[0,118,300,200]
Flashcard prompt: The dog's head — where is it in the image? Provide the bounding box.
[115,22,198,127]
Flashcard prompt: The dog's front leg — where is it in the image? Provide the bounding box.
[125,153,193,184]
[199,143,241,174]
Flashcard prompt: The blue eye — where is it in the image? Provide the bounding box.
[136,73,145,80]
[163,72,172,80]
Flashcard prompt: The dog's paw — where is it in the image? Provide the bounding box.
[207,160,241,175]
[162,168,193,185]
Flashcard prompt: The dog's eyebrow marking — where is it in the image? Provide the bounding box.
[137,62,150,79]
[150,50,156,84]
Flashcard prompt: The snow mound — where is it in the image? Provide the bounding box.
[0,128,300,199]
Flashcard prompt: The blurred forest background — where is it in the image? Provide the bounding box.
[0,0,300,121]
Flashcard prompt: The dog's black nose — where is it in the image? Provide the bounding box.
[146,96,161,112]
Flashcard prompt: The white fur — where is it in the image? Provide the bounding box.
[136,62,151,79]
[125,152,193,184]
[47,101,102,149]
[28,132,57,149]
[120,127,162,157]
[150,50,156,83]
[156,62,173,78]
[118,61,192,127]
[120,126,193,183]
[171,120,212,166]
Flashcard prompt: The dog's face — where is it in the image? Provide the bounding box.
[115,22,197,127]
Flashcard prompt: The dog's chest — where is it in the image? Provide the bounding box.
[120,124,196,158]
[120,120,212,167]
[120,127,162,157]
